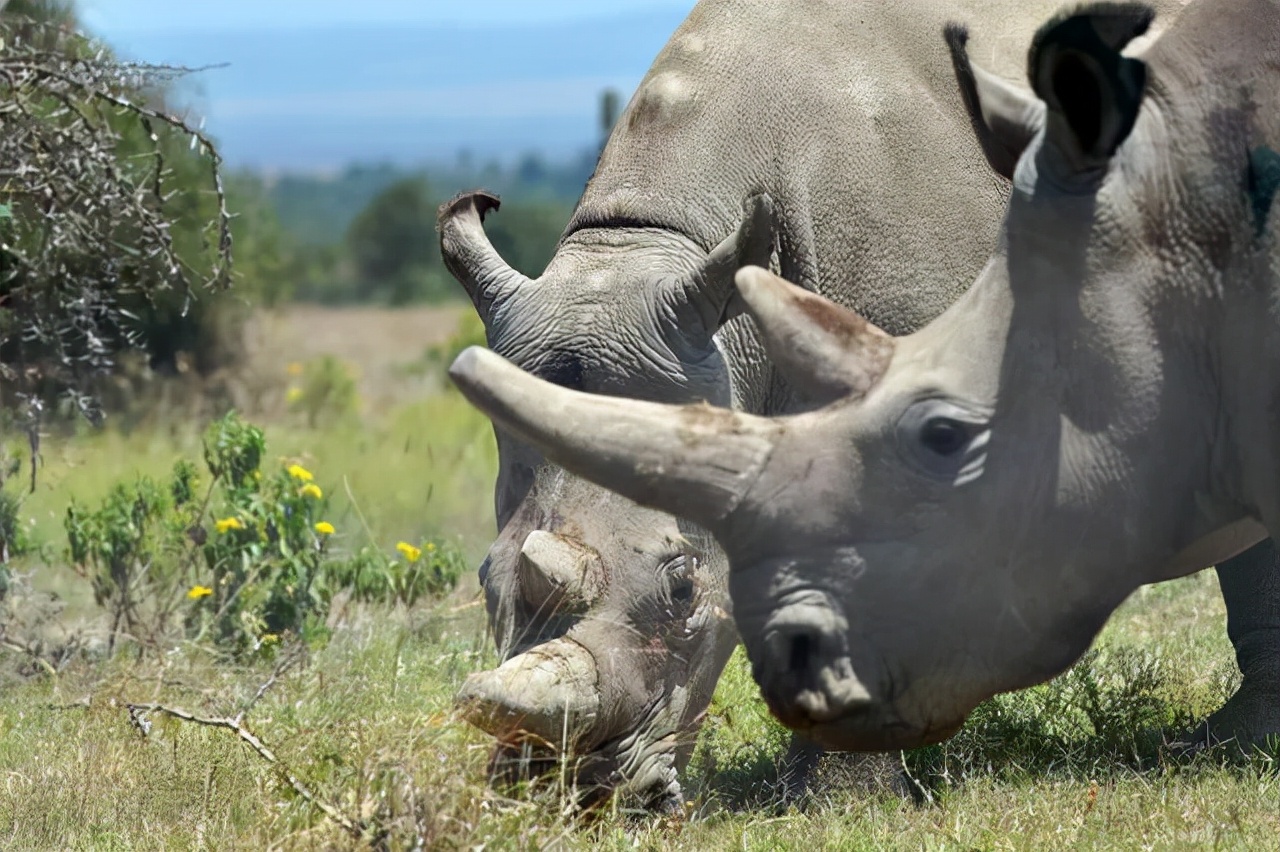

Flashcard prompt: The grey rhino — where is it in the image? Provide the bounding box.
[447,0,1280,754]
[440,0,1198,800]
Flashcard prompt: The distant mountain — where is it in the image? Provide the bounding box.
[94,8,690,172]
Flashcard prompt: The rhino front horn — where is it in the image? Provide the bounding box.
[449,346,783,530]
[437,190,532,318]
[456,637,602,745]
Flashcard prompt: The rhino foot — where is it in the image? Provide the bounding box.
[775,735,910,811]
[1171,664,1280,758]
[1197,542,1280,755]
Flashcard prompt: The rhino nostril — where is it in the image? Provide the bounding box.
[787,631,815,673]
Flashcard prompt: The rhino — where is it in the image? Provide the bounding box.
[448,0,1280,755]
[439,0,1199,801]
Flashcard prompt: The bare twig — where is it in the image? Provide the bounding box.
[126,656,360,839]
[127,700,364,839]
[0,637,57,676]
[235,641,307,725]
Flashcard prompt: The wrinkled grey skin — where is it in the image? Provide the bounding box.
[447,0,1280,755]
[439,0,1196,803]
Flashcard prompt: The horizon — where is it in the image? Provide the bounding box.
[72,1,698,174]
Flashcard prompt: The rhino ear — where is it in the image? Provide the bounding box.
[686,193,777,333]
[1028,4,1154,174]
[734,266,895,407]
[946,23,1045,180]
[438,190,533,321]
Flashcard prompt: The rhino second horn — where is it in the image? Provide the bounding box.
[518,530,603,612]
[456,637,601,745]
[437,190,532,317]
[735,265,895,407]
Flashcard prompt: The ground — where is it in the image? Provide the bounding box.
[0,305,1275,849]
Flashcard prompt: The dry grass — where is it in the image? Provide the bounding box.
[1,562,1276,849]
[240,302,468,417]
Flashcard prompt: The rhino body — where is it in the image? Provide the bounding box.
[441,0,1204,800]
[450,0,1280,753]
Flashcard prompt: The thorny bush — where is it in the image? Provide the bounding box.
[0,5,232,435]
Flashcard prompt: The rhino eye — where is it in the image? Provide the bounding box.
[664,554,697,608]
[920,417,970,457]
[898,398,991,484]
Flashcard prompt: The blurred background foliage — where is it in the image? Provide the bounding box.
[0,0,595,431]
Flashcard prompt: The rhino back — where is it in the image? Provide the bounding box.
[570,0,1188,337]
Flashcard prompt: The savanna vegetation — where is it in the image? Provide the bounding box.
[0,1,1275,849]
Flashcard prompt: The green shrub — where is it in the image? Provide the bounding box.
[63,412,461,656]
[0,447,33,575]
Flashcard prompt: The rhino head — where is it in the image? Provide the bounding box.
[449,1,1280,751]
[438,191,774,804]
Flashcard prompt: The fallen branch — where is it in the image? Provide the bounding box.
[0,637,57,677]
[125,648,361,841]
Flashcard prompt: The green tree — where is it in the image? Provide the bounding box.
[484,200,569,279]
[345,176,441,305]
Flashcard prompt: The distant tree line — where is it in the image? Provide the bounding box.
[257,159,584,306]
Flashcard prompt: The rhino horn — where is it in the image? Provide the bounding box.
[437,190,532,317]
[457,637,602,745]
[518,530,604,613]
[734,266,895,407]
[687,193,777,331]
[449,346,781,530]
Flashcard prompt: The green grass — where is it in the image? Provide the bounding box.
[1,398,1277,849]
[21,391,496,550]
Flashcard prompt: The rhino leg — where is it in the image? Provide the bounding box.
[1203,539,1280,750]
[778,736,908,807]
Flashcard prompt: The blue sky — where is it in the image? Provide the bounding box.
[78,0,691,32]
[72,1,697,172]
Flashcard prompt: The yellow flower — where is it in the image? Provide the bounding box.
[287,464,313,482]
[425,542,436,553]
[286,362,303,377]
[286,387,303,403]
[396,542,422,562]
[187,585,213,600]
[299,483,323,499]
[215,517,244,533]
[261,633,279,644]
[314,521,335,535]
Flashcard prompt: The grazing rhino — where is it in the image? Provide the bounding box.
[448,0,1280,754]
[440,0,1195,801]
